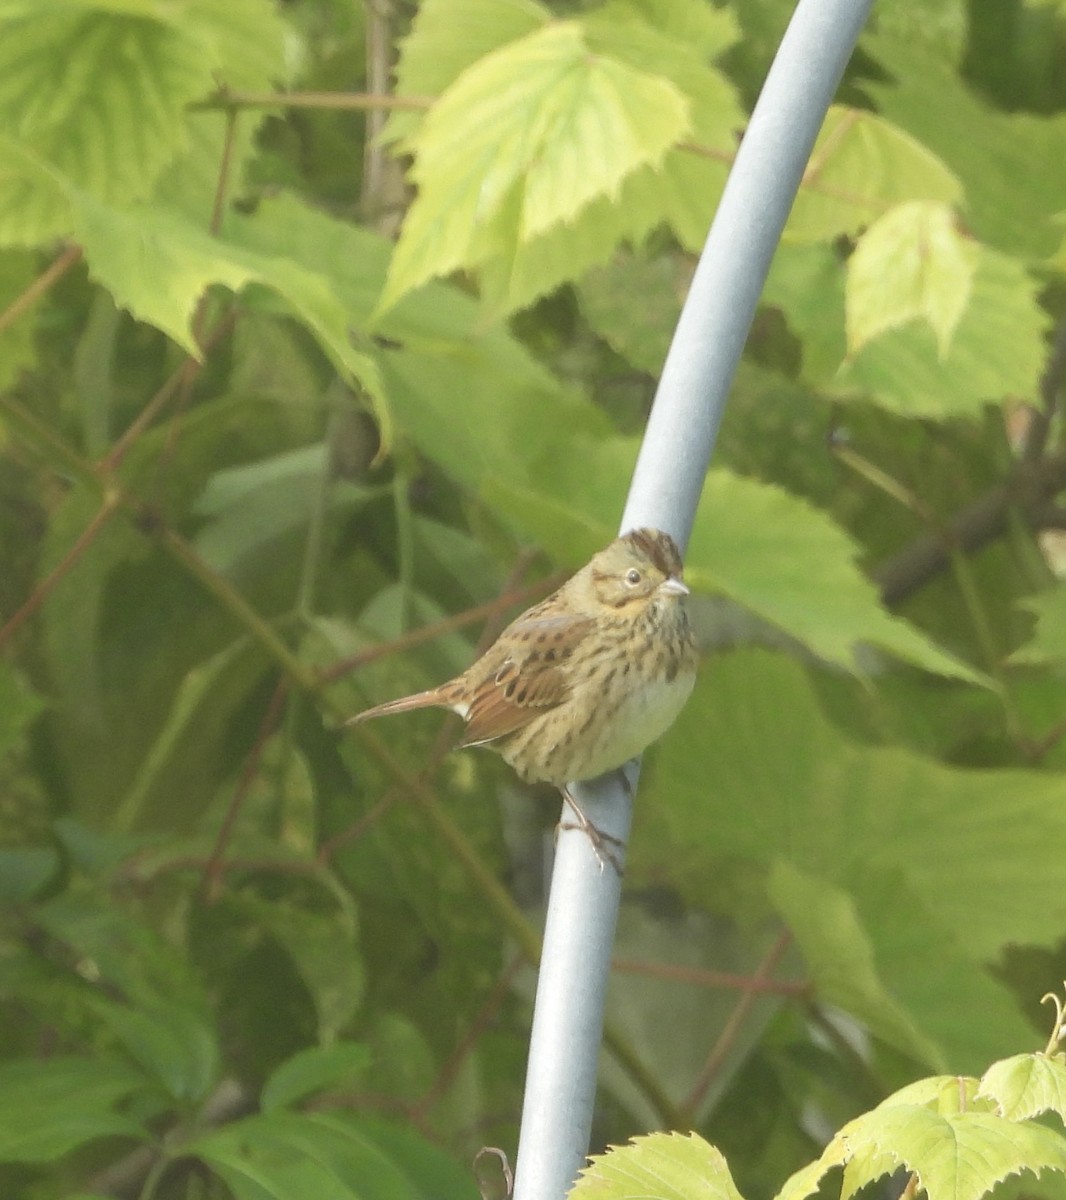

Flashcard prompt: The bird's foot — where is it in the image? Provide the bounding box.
[559,788,625,876]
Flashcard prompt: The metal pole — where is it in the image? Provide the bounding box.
[511,2,877,1197]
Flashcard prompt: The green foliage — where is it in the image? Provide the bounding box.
[577,1050,1066,1200]
[1,0,1066,1196]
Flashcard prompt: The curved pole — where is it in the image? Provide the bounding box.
[511,1,877,1197]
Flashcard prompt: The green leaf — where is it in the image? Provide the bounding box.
[688,470,984,680]
[848,871,1035,1074]
[846,201,978,358]
[261,1043,372,1114]
[577,250,684,374]
[1012,589,1066,664]
[837,1105,1066,1200]
[786,107,962,242]
[768,239,1048,417]
[980,1054,1066,1124]
[194,444,382,574]
[87,994,219,1103]
[775,1140,849,1200]
[0,1056,148,1164]
[382,20,690,308]
[573,1131,745,1200]
[0,5,209,244]
[388,0,550,144]
[864,35,1066,258]
[192,1110,476,1200]
[231,895,364,1044]
[71,197,384,415]
[113,639,270,833]
[837,245,1048,417]
[768,863,944,1068]
[647,650,1066,966]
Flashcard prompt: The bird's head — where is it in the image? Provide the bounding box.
[584,527,689,612]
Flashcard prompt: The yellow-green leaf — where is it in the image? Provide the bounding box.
[573,1131,744,1200]
[846,201,978,357]
[980,1054,1066,1124]
[787,107,962,241]
[383,21,690,308]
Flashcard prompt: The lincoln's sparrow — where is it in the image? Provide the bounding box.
[349,528,698,865]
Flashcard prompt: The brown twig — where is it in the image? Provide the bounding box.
[99,309,238,473]
[873,452,1066,605]
[318,551,551,864]
[0,244,83,335]
[192,89,432,113]
[679,929,793,1120]
[0,492,121,650]
[612,957,809,997]
[200,675,290,903]
[1023,713,1066,764]
[413,954,525,1121]
[1020,315,1066,465]
[321,570,563,687]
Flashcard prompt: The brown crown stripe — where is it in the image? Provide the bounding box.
[625,528,682,577]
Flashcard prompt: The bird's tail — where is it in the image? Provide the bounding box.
[346,687,455,725]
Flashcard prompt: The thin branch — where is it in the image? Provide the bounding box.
[201,675,289,903]
[320,570,562,686]
[679,929,793,1120]
[873,453,1066,605]
[0,244,83,335]
[191,89,432,113]
[100,309,237,473]
[413,954,525,1120]
[0,493,121,650]
[1021,315,1066,465]
[612,957,809,998]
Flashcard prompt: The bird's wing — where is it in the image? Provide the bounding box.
[458,612,595,747]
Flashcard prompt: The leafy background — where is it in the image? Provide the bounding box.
[1,0,1066,1197]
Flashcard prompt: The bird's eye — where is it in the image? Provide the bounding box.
[625,568,642,586]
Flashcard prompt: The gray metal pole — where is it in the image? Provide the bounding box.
[511,2,876,1197]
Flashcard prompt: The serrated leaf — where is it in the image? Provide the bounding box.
[0,4,209,243]
[775,1139,849,1200]
[71,197,384,422]
[837,1105,1066,1200]
[787,107,962,241]
[768,239,1047,418]
[980,1055,1066,1124]
[847,201,978,357]
[1012,589,1066,664]
[573,1131,744,1200]
[876,1076,986,1115]
[387,0,549,144]
[837,244,1047,417]
[383,20,690,308]
[689,471,984,680]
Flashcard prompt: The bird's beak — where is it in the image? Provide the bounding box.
[659,576,689,597]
